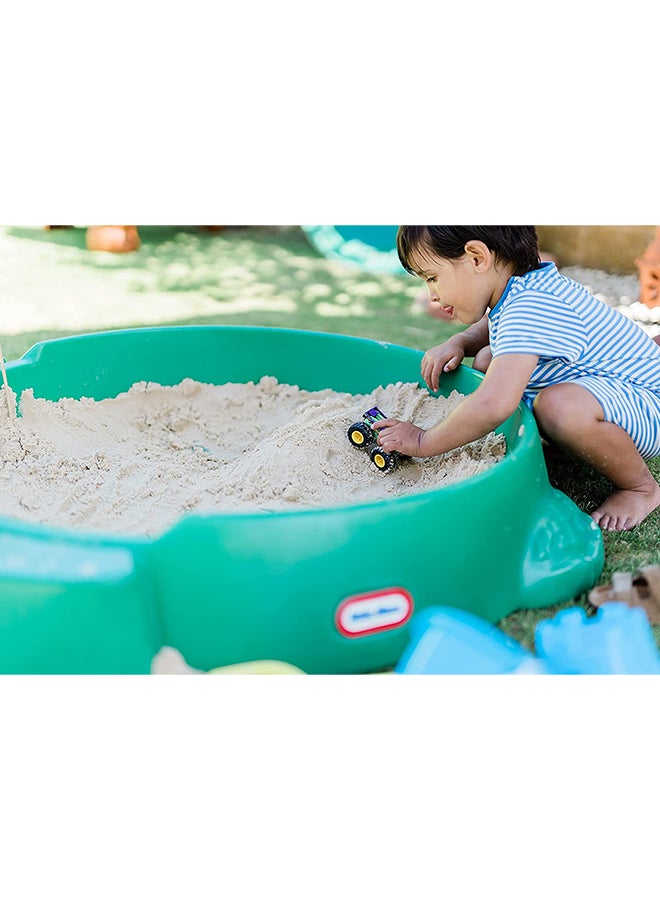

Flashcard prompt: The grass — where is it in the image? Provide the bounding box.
[0,225,454,356]
[2,224,659,651]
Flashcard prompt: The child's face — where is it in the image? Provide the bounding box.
[408,242,502,325]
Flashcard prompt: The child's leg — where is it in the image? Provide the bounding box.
[533,382,660,531]
[472,346,492,373]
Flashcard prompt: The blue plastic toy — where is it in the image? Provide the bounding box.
[535,603,660,674]
[301,225,405,275]
[395,602,660,675]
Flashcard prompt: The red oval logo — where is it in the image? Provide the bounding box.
[335,588,414,638]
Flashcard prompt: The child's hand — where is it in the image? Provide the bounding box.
[372,419,427,457]
[422,339,466,392]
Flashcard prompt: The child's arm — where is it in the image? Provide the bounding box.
[422,314,490,391]
[373,353,539,457]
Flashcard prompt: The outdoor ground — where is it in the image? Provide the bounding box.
[2,224,659,650]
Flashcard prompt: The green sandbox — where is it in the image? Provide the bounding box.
[0,326,603,673]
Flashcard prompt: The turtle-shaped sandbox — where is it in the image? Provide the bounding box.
[0,326,603,673]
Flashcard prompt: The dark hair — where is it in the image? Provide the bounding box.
[397,226,540,277]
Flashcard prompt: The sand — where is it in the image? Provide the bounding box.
[0,377,505,537]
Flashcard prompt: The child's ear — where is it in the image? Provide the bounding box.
[463,240,492,272]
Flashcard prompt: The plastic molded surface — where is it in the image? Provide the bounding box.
[396,603,660,675]
[395,606,538,675]
[535,603,660,674]
[0,326,604,673]
[302,225,404,274]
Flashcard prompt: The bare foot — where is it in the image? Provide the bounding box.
[86,225,141,253]
[591,482,660,531]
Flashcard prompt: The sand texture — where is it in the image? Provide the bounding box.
[0,377,505,536]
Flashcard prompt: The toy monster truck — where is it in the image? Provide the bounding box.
[347,406,402,473]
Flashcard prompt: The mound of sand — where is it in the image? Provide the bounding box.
[0,377,505,536]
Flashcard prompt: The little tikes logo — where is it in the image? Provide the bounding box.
[335,588,413,638]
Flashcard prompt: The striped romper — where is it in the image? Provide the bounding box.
[488,262,660,458]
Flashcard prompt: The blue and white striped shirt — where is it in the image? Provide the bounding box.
[488,262,660,409]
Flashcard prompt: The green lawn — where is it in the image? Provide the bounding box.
[2,224,658,651]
